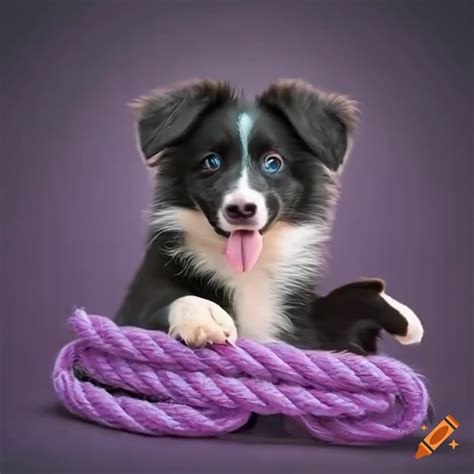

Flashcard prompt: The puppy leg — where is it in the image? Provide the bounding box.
[310,279,424,354]
[335,279,424,345]
[168,296,238,347]
[116,254,238,347]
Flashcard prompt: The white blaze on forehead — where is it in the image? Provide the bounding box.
[237,112,254,166]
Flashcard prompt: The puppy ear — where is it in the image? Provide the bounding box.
[257,79,359,171]
[130,79,236,167]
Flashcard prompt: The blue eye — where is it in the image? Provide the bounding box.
[262,153,284,175]
[200,153,222,173]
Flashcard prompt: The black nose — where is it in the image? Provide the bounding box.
[224,202,257,221]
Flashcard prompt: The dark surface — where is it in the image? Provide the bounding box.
[2,1,472,473]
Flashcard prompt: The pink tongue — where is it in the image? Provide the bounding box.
[225,230,263,272]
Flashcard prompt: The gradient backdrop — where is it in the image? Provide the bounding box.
[2,1,472,473]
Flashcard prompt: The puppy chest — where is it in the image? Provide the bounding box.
[230,273,283,342]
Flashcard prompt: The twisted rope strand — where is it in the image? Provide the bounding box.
[52,310,429,443]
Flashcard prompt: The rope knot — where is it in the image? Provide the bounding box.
[53,311,429,443]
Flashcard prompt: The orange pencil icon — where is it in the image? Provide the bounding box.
[415,415,460,459]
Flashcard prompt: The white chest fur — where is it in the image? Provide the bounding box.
[153,208,328,342]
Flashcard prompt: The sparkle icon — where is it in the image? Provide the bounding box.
[448,439,459,450]
[421,424,428,431]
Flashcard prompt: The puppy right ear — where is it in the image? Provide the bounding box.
[130,79,236,167]
[257,79,359,171]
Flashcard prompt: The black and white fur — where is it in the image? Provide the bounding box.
[116,79,423,355]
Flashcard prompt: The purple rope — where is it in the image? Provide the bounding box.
[52,310,429,444]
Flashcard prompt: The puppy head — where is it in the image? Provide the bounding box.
[132,79,358,271]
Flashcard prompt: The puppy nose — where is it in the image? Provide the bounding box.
[224,202,257,222]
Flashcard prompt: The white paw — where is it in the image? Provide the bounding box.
[380,292,424,344]
[168,296,238,347]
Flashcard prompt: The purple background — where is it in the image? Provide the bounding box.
[2,0,472,472]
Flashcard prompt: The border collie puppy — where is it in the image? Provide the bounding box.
[116,79,423,354]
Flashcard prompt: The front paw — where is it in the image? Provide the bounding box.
[168,296,238,347]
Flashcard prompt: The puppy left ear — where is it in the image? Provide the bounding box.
[130,79,236,167]
[257,79,359,171]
